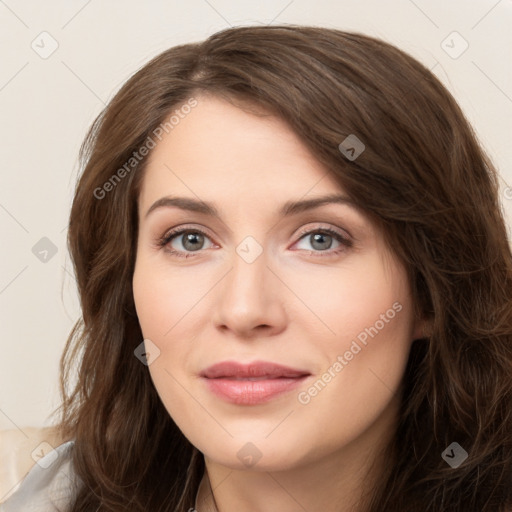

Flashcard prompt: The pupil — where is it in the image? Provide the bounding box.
[312,233,332,250]
[184,232,203,251]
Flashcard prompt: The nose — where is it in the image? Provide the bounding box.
[211,244,287,339]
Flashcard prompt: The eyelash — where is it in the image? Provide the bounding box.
[157,224,353,259]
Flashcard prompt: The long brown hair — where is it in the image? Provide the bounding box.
[52,25,512,511]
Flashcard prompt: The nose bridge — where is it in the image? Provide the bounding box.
[213,233,283,334]
[226,235,269,306]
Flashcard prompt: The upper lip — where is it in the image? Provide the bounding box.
[200,360,311,379]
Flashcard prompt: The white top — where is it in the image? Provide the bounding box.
[0,440,77,512]
[0,440,216,512]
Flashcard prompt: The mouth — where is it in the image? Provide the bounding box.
[200,360,311,405]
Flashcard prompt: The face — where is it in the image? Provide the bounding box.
[132,94,423,472]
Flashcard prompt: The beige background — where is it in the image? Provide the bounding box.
[1,0,511,430]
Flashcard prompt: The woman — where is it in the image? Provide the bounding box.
[2,24,511,512]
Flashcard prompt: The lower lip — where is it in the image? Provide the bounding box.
[203,376,309,405]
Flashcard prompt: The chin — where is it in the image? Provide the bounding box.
[192,430,318,472]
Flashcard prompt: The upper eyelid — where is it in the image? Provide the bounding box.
[148,206,362,238]
[161,224,215,242]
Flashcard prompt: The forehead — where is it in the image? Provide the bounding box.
[138,95,346,208]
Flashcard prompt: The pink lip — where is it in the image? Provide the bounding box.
[200,360,311,405]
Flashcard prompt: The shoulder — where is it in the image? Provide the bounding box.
[0,440,77,512]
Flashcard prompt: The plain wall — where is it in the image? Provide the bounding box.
[1,0,511,429]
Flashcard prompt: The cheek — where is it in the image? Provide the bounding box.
[132,253,205,380]
[288,255,413,408]
[132,267,158,336]
[132,258,199,428]
[283,253,411,352]
[132,254,197,341]
[296,265,412,426]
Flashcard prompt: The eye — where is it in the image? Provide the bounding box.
[157,226,215,258]
[157,224,353,259]
[293,226,353,258]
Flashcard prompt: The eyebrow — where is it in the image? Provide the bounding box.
[145,194,359,220]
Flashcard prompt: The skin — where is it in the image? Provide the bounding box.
[132,94,426,512]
